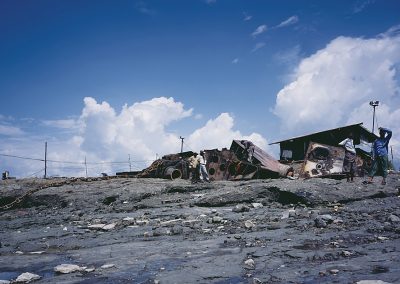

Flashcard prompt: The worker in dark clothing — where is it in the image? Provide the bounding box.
[364,127,392,185]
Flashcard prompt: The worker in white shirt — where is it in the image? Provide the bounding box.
[339,132,356,182]
[188,152,200,183]
[198,150,210,182]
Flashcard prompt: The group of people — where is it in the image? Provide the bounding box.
[188,150,210,183]
[339,127,392,185]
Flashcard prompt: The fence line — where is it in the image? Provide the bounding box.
[0,150,156,178]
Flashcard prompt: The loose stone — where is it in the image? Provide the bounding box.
[54,264,83,274]
[15,272,41,283]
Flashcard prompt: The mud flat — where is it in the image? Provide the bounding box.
[1,174,400,283]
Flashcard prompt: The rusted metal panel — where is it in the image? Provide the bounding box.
[203,148,238,181]
[203,147,263,181]
[300,141,372,178]
[136,158,190,180]
[230,140,292,178]
[301,142,345,178]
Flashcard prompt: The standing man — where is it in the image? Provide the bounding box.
[188,153,200,183]
[365,127,392,185]
[339,132,356,182]
[199,150,210,182]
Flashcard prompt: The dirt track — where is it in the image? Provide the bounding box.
[1,174,400,283]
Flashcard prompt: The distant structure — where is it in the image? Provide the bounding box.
[2,171,9,180]
[2,171,16,180]
[116,123,379,181]
[129,140,292,181]
[269,123,376,161]
[269,123,378,178]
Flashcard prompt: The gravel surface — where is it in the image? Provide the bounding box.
[1,174,400,283]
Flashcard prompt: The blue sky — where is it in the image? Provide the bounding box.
[1,0,400,177]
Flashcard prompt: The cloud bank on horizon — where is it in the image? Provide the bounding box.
[0,97,268,177]
[273,28,400,151]
[78,96,267,163]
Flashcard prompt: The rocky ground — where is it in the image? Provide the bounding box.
[0,174,400,284]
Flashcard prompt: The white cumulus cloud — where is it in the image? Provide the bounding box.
[78,97,193,162]
[273,29,400,167]
[187,113,268,152]
[0,97,270,178]
[76,99,268,174]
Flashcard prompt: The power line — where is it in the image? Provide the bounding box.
[182,140,195,152]
[0,152,152,165]
[1,144,162,177]
[25,168,45,178]
[45,159,152,165]
[0,153,44,162]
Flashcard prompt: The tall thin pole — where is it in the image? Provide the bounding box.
[85,156,88,178]
[128,154,132,172]
[370,101,379,134]
[369,101,379,157]
[179,136,184,153]
[372,105,376,134]
[44,142,47,179]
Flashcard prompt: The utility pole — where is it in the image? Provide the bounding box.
[179,136,184,153]
[44,141,47,179]
[128,154,132,172]
[369,101,379,134]
[84,156,88,178]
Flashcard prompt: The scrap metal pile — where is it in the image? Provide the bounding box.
[135,140,293,181]
[300,142,371,178]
